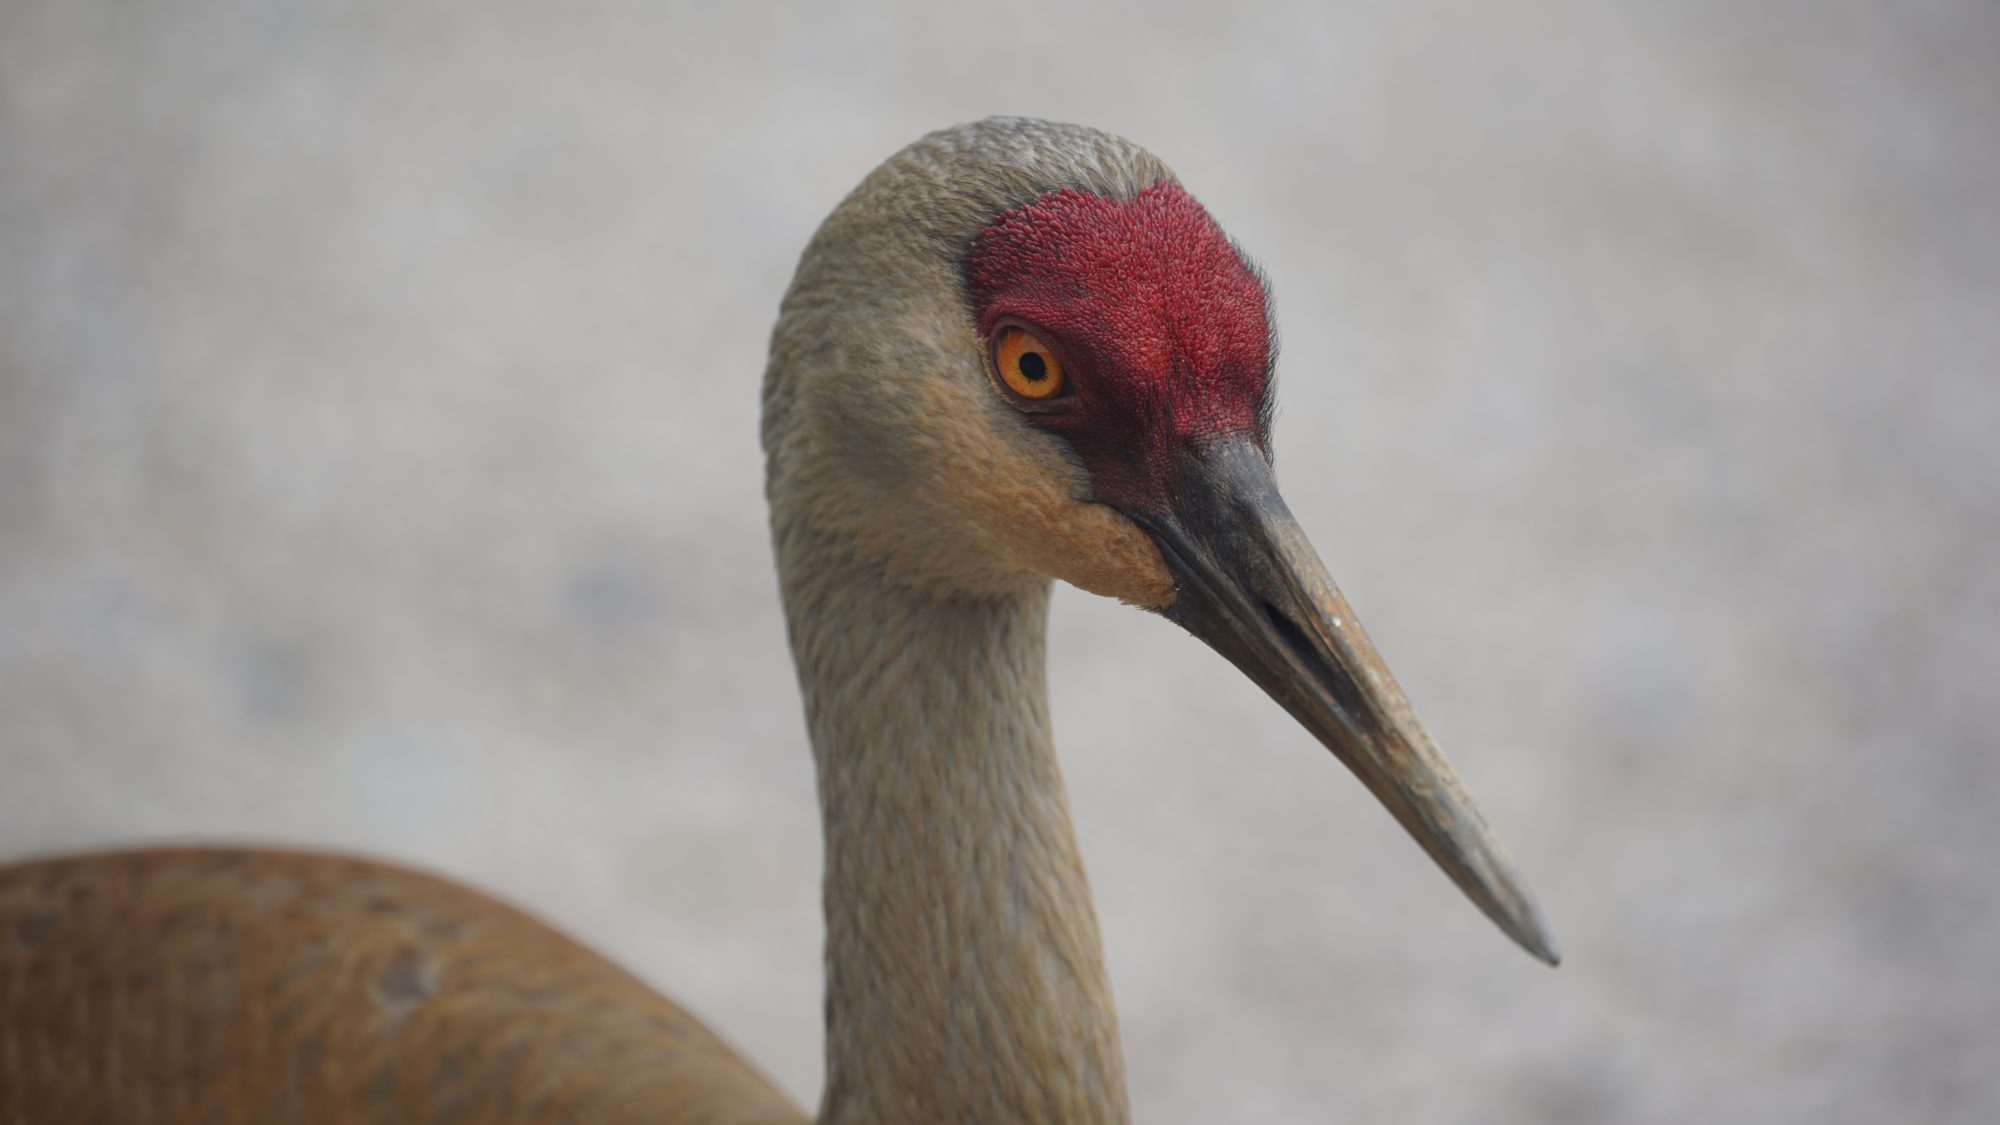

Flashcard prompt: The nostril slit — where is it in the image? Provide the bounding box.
[1259,599,1369,721]
[1261,600,1316,668]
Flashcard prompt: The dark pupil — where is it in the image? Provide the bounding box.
[1018,351,1048,382]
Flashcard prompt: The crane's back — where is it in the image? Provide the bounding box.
[0,848,803,1125]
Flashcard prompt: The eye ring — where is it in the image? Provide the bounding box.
[987,321,1072,406]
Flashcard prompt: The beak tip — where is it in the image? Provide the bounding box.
[1506,902,1563,968]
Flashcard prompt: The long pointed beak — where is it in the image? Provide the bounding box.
[1134,433,1560,965]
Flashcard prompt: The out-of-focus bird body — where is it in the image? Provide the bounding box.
[0,118,1554,1124]
[0,848,801,1124]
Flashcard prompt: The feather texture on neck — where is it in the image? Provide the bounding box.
[778,534,1127,1124]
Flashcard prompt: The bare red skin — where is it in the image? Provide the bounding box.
[964,182,1273,514]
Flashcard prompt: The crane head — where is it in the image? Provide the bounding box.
[765,118,1558,965]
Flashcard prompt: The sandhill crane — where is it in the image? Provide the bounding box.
[0,117,1556,1124]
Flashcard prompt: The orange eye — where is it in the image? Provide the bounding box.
[993,326,1067,401]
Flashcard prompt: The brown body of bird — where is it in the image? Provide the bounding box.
[0,118,1556,1124]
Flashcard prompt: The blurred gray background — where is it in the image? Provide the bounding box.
[4,2,1996,1121]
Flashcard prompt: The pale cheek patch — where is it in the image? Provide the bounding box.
[907,378,1175,608]
[1049,505,1176,609]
